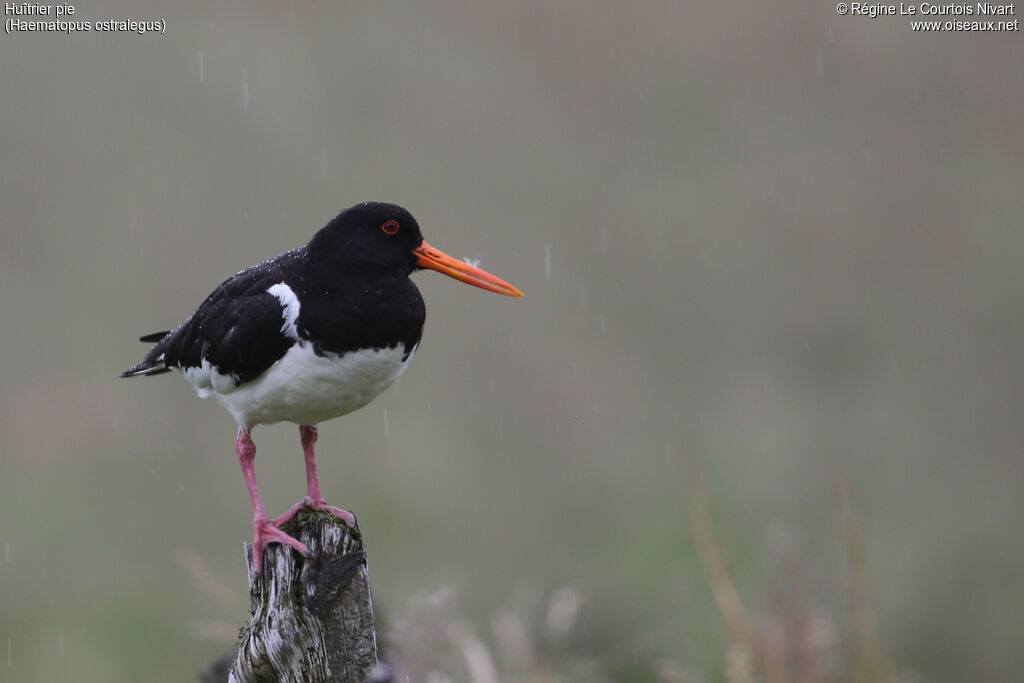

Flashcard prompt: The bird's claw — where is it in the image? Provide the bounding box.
[319,504,357,527]
[271,497,357,528]
[252,517,309,571]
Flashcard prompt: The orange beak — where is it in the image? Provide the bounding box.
[414,241,523,297]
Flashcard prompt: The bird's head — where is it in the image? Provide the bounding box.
[310,202,523,297]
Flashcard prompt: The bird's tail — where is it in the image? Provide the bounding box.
[121,331,173,377]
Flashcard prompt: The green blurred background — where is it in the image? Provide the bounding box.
[1,2,1022,681]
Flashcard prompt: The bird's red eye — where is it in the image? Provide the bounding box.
[381,220,400,235]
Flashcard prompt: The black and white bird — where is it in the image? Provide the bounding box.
[122,202,522,570]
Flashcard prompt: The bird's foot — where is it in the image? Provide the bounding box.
[272,497,357,528]
[252,516,309,571]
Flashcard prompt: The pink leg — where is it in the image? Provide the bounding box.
[272,425,356,527]
[236,428,308,571]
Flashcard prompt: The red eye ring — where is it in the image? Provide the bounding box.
[381,219,400,235]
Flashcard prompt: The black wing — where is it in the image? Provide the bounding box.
[138,331,170,343]
[121,253,299,385]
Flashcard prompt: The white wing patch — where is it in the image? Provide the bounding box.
[267,282,302,341]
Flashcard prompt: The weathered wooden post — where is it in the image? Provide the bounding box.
[208,508,381,683]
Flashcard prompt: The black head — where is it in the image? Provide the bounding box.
[309,201,524,297]
[308,202,424,272]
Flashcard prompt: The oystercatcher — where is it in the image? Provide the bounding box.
[122,202,522,570]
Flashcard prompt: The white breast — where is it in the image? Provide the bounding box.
[185,343,415,430]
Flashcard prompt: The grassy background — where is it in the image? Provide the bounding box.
[1,2,1022,681]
